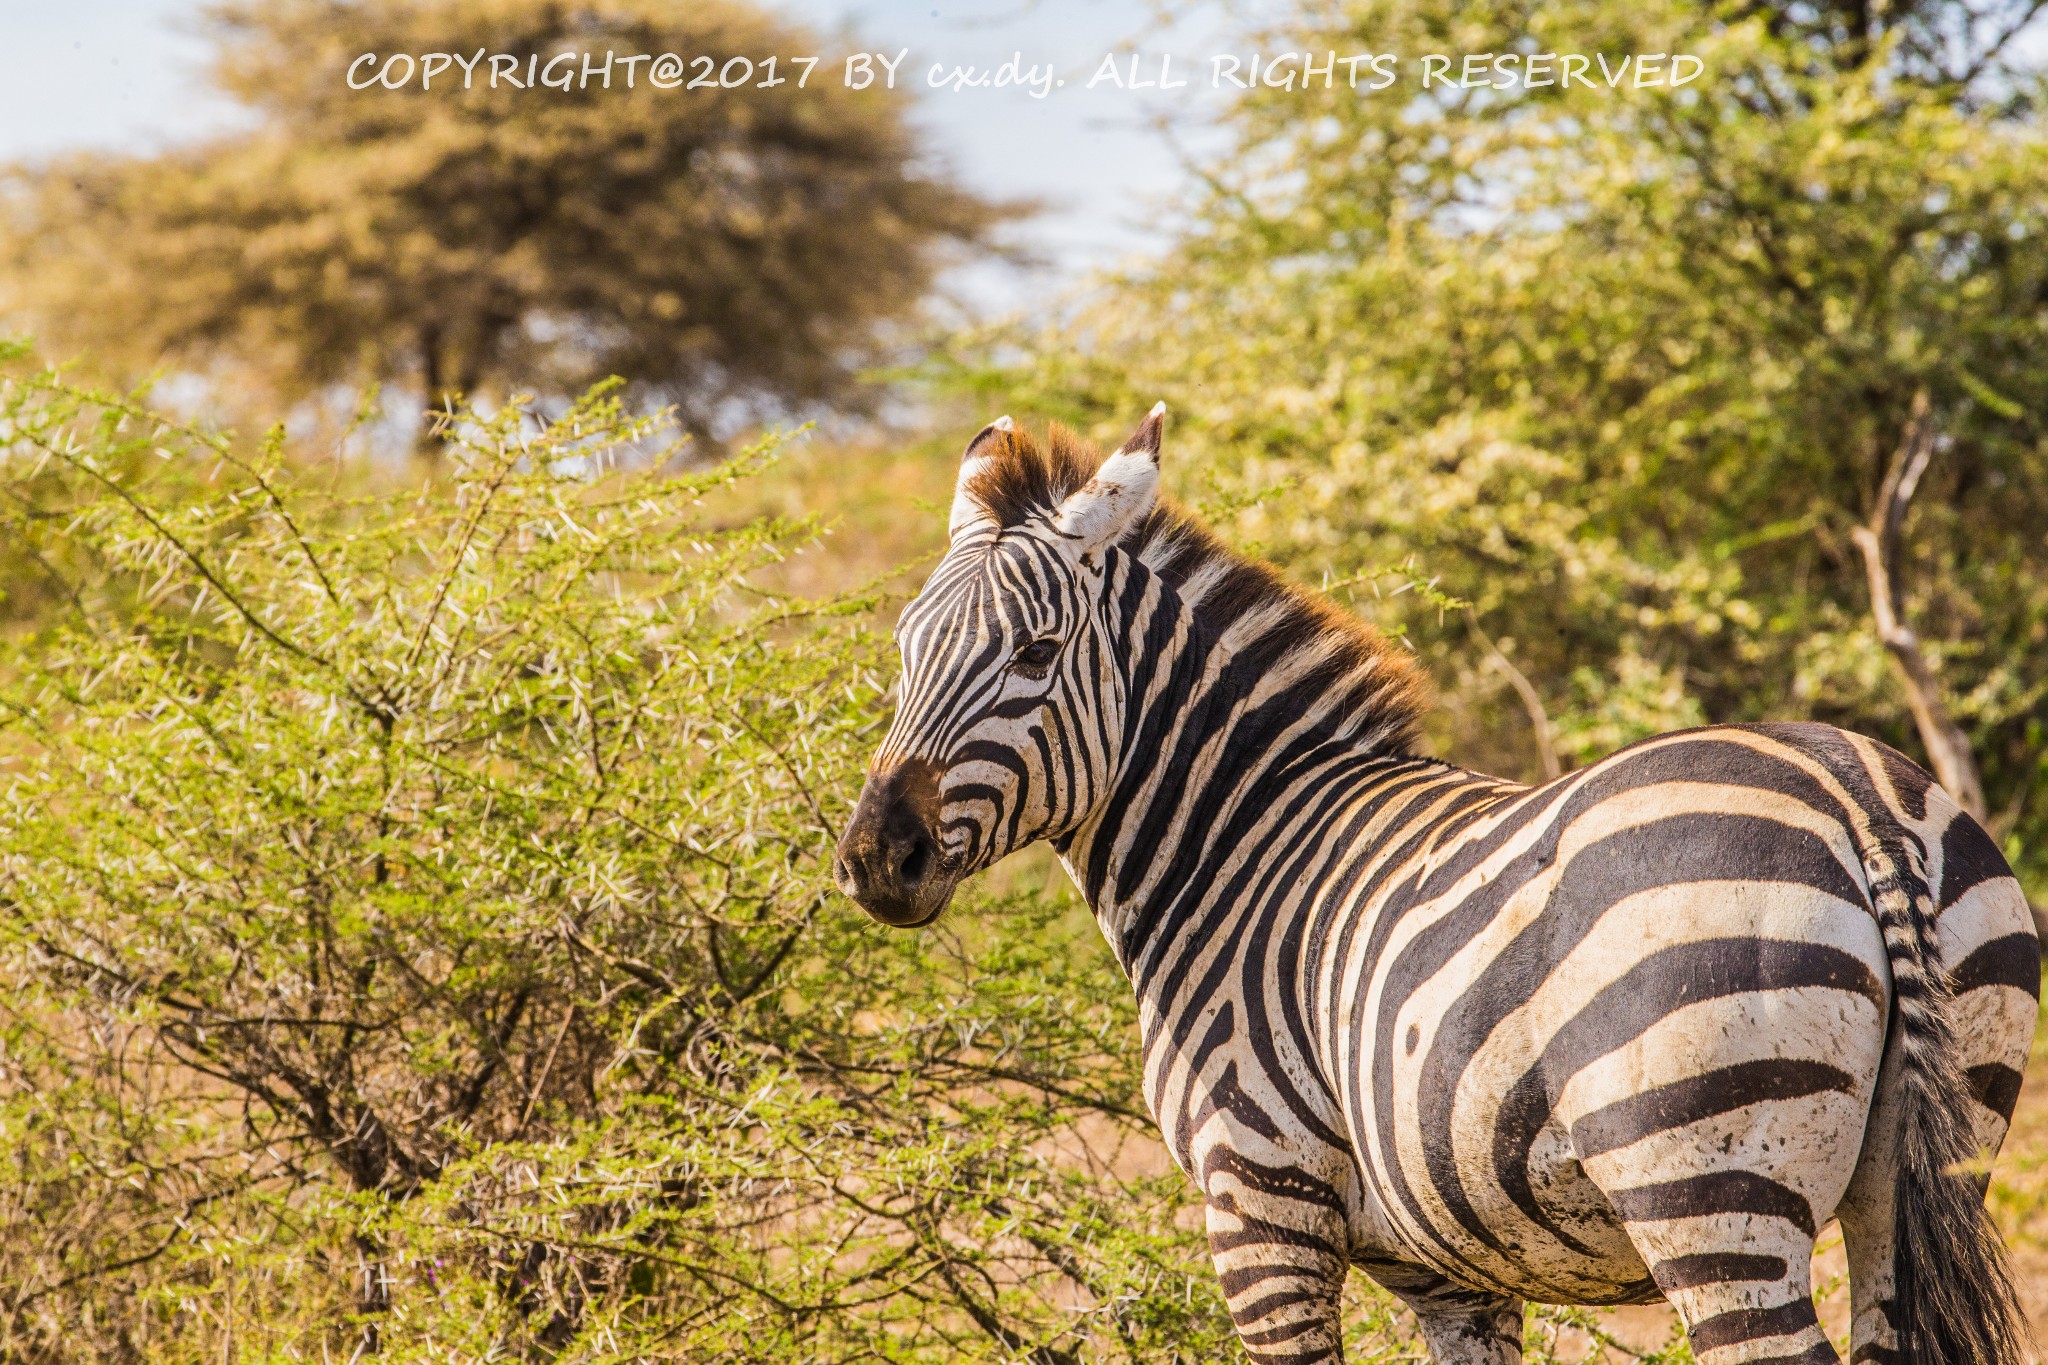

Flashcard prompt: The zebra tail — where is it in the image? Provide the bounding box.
[1863,830,2027,1365]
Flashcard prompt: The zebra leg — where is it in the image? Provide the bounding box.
[1833,805,2036,1365]
[1363,1261,1523,1365]
[1204,1193,1349,1363]
[1838,1178,1900,1365]
[1622,1219,1835,1365]
[1837,1019,2026,1365]
[1835,1001,1908,1365]
[1589,1063,1859,1364]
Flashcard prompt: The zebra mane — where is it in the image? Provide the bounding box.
[962,422,1430,752]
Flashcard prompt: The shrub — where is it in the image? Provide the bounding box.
[0,356,1219,1361]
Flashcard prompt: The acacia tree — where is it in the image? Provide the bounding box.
[0,0,1004,443]
[965,0,2048,896]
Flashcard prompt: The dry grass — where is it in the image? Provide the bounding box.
[712,422,960,603]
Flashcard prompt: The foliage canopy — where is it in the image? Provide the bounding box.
[959,0,2048,896]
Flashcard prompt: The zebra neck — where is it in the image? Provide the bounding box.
[1059,600,1434,987]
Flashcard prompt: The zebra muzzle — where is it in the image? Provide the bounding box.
[834,758,956,927]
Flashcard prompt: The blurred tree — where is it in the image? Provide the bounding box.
[962,0,2048,897]
[0,0,1005,445]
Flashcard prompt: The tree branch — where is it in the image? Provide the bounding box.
[1848,389,1987,822]
[1465,608,1562,781]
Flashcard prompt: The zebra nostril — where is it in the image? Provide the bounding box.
[898,835,932,886]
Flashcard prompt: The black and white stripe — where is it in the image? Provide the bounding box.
[836,413,2036,1365]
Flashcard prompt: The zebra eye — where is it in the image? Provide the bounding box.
[1012,637,1061,677]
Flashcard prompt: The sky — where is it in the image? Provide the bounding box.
[0,0,1241,312]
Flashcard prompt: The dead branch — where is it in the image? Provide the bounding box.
[1466,608,1563,782]
[1848,389,1988,822]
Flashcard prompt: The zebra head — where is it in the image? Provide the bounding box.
[834,405,1167,927]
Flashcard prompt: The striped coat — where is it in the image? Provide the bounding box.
[835,409,2036,1365]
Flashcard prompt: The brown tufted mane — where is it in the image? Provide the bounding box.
[959,421,1430,752]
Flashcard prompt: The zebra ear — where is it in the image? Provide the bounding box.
[1050,402,1164,562]
[948,416,1012,539]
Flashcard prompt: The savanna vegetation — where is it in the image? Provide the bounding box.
[0,0,2045,1359]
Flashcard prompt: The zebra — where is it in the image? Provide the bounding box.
[833,407,2039,1365]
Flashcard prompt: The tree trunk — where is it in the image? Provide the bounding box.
[415,324,466,459]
